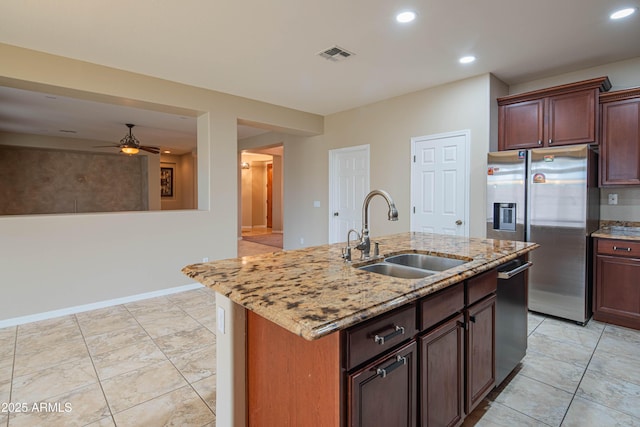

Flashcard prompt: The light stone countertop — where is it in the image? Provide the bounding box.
[182,232,539,340]
[592,223,640,242]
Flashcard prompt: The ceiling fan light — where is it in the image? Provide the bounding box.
[121,147,139,155]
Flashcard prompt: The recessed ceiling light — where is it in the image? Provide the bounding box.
[163,150,171,154]
[610,7,636,19]
[459,56,476,64]
[396,11,416,23]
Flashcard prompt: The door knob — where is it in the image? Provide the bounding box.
[333,212,339,216]
[455,220,463,225]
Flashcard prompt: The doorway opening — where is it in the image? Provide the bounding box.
[239,145,284,250]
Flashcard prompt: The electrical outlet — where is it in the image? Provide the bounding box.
[300,237,304,245]
[202,257,209,263]
[217,306,225,334]
[608,193,618,205]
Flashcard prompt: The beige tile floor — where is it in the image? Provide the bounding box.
[1,238,639,426]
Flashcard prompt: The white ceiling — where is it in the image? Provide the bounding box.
[1,0,639,152]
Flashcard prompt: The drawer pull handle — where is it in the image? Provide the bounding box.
[613,246,632,252]
[374,326,405,345]
[376,355,407,378]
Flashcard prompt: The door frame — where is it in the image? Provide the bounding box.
[410,130,470,236]
[328,144,370,244]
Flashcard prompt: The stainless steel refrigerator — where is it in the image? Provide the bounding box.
[486,144,600,324]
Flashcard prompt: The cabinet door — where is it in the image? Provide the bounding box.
[419,315,464,427]
[498,99,544,150]
[594,254,640,330]
[547,89,597,146]
[600,97,640,185]
[465,295,496,414]
[348,341,417,427]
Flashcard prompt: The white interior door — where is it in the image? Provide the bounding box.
[329,145,370,244]
[411,131,469,236]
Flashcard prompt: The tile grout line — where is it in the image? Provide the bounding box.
[556,321,606,427]
[122,300,216,420]
[6,327,17,427]
[74,313,118,427]
[145,299,217,418]
[564,324,640,423]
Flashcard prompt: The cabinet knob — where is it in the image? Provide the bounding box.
[456,220,463,226]
[548,138,553,145]
[333,212,339,217]
[537,140,542,145]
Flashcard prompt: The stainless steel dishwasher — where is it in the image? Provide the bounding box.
[496,257,532,385]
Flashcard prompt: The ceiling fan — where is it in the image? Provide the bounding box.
[97,123,160,154]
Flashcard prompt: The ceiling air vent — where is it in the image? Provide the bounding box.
[318,45,355,62]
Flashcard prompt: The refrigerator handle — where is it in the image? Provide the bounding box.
[526,151,531,241]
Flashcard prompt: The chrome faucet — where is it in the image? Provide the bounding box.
[354,189,398,259]
[342,228,362,262]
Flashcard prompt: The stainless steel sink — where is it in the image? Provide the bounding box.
[384,253,466,271]
[358,262,435,279]
[357,253,470,279]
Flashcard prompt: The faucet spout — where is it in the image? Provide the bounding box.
[357,189,398,259]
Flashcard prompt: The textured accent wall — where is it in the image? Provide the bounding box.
[0,145,148,215]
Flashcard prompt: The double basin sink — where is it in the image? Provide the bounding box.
[356,253,470,279]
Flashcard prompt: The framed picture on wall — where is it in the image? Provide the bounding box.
[160,167,174,197]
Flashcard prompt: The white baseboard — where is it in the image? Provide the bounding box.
[0,283,204,329]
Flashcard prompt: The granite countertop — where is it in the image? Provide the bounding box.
[592,221,640,242]
[182,232,538,340]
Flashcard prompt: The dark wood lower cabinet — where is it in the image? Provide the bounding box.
[247,270,501,426]
[419,314,464,427]
[465,295,496,414]
[348,341,417,427]
[594,254,640,329]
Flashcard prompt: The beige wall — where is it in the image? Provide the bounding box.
[160,153,196,210]
[241,159,267,228]
[324,74,494,238]
[250,162,267,227]
[3,41,640,323]
[240,165,253,228]
[0,131,162,211]
[0,43,322,321]
[239,133,322,248]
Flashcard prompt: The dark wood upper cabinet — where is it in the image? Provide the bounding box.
[599,87,640,186]
[498,77,611,151]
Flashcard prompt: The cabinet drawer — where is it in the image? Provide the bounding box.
[597,239,640,258]
[344,304,417,371]
[419,282,464,331]
[466,269,498,305]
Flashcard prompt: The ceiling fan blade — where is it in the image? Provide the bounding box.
[93,145,119,148]
[139,146,160,154]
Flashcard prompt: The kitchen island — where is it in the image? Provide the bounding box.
[182,232,538,426]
